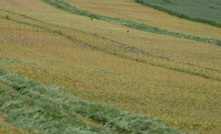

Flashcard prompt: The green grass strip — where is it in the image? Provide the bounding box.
[40,0,221,46]
[0,68,183,134]
[0,58,22,64]
[135,0,221,28]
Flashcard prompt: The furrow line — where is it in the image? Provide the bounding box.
[41,0,221,46]
[1,12,220,81]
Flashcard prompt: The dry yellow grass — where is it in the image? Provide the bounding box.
[0,122,37,134]
[0,114,24,134]
[2,0,218,73]
[67,0,221,39]
[0,115,3,123]
[0,0,221,133]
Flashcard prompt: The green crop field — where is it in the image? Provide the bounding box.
[136,0,221,27]
[0,0,221,133]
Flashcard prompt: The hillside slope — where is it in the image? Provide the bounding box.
[136,0,221,27]
[0,0,221,133]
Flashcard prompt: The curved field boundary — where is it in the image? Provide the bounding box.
[135,0,221,28]
[40,0,221,46]
[1,10,221,82]
[0,68,182,134]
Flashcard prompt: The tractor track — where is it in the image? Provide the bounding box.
[1,9,221,81]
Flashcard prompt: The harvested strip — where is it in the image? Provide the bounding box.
[0,68,183,133]
[40,0,221,46]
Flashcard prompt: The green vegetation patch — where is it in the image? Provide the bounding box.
[40,0,221,46]
[0,58,22,64]
[136,0,221,27]
[0,68,182,134]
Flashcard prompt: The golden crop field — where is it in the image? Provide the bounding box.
[0,0,221,133]
[67,0,221,39]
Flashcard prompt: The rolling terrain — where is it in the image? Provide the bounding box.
[0,0,221,133]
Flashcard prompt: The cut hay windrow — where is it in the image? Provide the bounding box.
[0,68,183,134]
[40,0,221,46]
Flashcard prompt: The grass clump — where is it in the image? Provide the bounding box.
[0,68,183,134]
[5,15,9,20]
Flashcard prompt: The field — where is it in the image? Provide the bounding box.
[0,0,221,133]
[136,0,221,27]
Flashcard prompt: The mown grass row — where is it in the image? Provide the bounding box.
[0,68,183,134]
[1,10,221,82]
[40,0,221,46]
[0,58,22,65]
[135,0,221,28]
